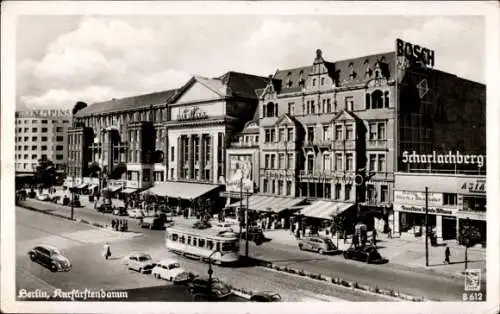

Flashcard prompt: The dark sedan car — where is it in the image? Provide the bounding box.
[187,277,232,300]
[343,246,388,264]
[250,291,282,302]
[28,245,72,272]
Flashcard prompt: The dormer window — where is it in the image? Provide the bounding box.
[298,70,305,87]
[348,62,356,79]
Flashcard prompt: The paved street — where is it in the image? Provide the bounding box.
[16,207,387,302]
[18,198,488,301]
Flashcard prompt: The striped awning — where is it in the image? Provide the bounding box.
[300,201,355,220]
[228,194,305,214]
[142,181,221,200]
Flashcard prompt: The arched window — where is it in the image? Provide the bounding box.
[365,93,371,109]
[384,91,390,108]
[266,102,276,117]
[371,90,383,109]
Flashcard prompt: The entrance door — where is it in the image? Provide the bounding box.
[442,216,457,240]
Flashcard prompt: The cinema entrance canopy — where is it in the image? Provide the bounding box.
[141,181,222,200]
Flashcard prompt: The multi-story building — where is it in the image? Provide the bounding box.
[245,39,485,230]
[14,109,72,174]
[68,71,268,202]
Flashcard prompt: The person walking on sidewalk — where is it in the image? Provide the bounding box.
[103,242,111,260]
[444,245,451,264]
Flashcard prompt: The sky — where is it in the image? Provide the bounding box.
[16,15,485,110]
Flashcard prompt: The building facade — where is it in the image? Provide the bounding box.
[394,173,486,242]
[67,71,267,198]
[15,109,72,174]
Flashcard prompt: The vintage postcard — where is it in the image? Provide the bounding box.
[1,1,499,314]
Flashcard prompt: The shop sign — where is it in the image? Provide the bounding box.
[394,190,442,207]
[178,106,208,121]
[458,179,486,194]
[396,38,435,67]
[127,180,138,188]
[399,205,455,216]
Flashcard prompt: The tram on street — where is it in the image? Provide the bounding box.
[165,225,240,265]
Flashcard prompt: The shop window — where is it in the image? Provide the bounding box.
[443,193,457,205]
[334,183,341,200]
[263,179,268,193]
[345,184,352,201]
[286,181,292,196]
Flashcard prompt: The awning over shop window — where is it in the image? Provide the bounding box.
[88,184,98,190]
[108,185,123,193]
[76,183,88,189]
[141,182,221,200]
[227,194,305,214]
[300,201,355,220]
[122,188,137,194]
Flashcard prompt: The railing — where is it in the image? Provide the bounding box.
[229,141,259,148]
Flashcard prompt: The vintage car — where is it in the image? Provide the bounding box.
[298,236,339,255]
[151,259,192,283]
[343,245,388,264]
[187,277,232,300]
[250,291,282,302]
[28,245,72,272]
[36,194,51,201]
[125,252,157,273]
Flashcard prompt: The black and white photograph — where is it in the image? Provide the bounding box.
[1,1,499,314]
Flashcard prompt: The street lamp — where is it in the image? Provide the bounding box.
[207,249,220,296]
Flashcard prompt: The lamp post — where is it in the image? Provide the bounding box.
[245,187,250,258]
[425,186,429,267]
[70,184,75,220]
[207,249,220,297]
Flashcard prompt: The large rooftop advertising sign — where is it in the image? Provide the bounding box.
[396,38,435,68]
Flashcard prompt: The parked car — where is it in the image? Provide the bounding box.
[213,222,234,233]
[343,246,388,264]
[126,252,157,273]
[50,195,61,203]
[192,221,211,229]
[112,206,127,216]
[250,291,282,302]
[97,203,113,213]
[240,225,265,243]
[151,259,192,283]
[36,194,51,201]
[187,277,232,300]
[298,236,338,255]
[127,208,144,219]
[140,214,173,230]
[28,245,72,272]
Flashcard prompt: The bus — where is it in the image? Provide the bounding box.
[165,225,240,265]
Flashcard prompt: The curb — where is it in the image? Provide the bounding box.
[255,259,426,302]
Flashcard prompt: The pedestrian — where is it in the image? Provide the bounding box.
[103,242,111,260]
[444,245,451,264]
[111,219,116,230]
[372,229,377,244]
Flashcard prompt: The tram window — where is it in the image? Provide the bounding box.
[222,241,237,252]
[179,235,185,244]
[172,233,178,241]
[192,237,197,246]
[198,239,205,248]
[207,240,214,250]
[187,236,191,245]
[216,242,221,252]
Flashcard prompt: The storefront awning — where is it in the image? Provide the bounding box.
[227,194,305,214]
[142,182,221,199]
[76,183,88,189]
[108,185,123,193]
[300,201,355,220]
[122,188,137,194]
[88,184,98,190]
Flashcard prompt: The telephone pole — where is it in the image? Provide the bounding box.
[425,186,429,267]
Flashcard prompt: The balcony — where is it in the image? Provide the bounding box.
[313,138,332,148]
[367,139,387,150]
[230,141,259,148]
[332,140,356,151]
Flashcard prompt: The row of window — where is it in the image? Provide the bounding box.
[77,109,168,133]
[16,136,64,142]
[15,154,64,161]
[264,90,390,118]
[264,153,295,170]
[15,127,65,133]
[15,119,70,124]
[16,145,64,151]
[168,233,237,252]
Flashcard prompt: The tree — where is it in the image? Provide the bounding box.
[458,218,483,270]
[72,101,88,116]
[110,162,126,180]
[330,214,348,246]
[87,162,101,178]
[34,158,56,187]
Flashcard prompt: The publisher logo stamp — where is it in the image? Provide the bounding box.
[464,269,481,291]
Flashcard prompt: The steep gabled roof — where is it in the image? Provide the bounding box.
[75,89,178,117]
[273,66,312,93]
[274,113,297,127]
[332,109,360,123]
[217,71,269,99]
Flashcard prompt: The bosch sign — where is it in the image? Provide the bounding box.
[396,39,435,67]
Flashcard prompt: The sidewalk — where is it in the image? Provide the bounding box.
[263,228,486,280]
